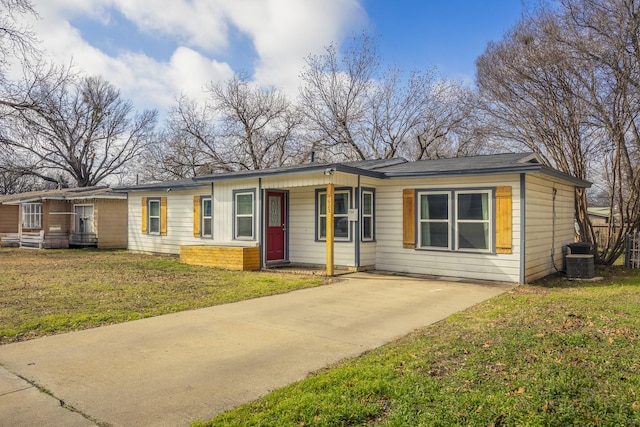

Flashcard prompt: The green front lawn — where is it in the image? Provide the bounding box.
[197,266,640,426]
[0,249,324,344]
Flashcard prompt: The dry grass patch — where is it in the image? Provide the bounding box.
[0,248,324,344]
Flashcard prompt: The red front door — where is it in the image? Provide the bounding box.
[266,192,286,261]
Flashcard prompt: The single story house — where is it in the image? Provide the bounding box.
[115,153,590,283]
[0,186,127,249]
[587,206,621,249]
[0,203,20,239]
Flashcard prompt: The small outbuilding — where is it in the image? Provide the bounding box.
[116,153,590,283]
[0,186,127,249]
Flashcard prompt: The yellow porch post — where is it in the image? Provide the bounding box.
[326,183,334,276]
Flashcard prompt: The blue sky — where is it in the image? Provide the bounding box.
[364,1,525,82]
[23,0,528,115]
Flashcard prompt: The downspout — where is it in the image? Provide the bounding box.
[519,174,526,284]
[551,186,564,273]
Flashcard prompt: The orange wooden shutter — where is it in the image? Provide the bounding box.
[193,196,201,237]
[495,186,512,254]
[141,197,147,234]
[160,197,167,236]
[402,189,415,248]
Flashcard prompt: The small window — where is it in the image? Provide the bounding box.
[75,205,94,233]
[201,197,212,237]
[317,190,350,241]
[148,199,161,234]
[22,203,42,229]
[361,190,374,241]
[418,192,450,249]
[234,191,254,239]
[456,191,491,250]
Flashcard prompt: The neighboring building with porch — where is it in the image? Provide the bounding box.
[115,153,590,283]
[0,186,127,249]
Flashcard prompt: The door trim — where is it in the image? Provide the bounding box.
[264,190,289,263]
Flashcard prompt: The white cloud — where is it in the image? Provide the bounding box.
[16,0,367,116]
[224,0,366,93]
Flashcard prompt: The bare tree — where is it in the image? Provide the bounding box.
[0,146,45,194]
[209,74,304,170]
[299,33,379,161]
[0,0,38,72]
[1,68,157,187]
[299,33,480,162]
[476,0,640,263]
[150,75,304,180]
[140,96,227,181]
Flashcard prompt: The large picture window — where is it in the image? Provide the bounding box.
[22,203,42,229]
[317,189,350,241]
[417,189,492,252]
[234,191,254,239]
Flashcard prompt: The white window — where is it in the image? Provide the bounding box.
[456,191,491,251]
[234,191,254,239]
[148,199,161,234]
[22,203,42,229]
[361,190,374,241]
[417,190,492,252]
[418,192,451,249]
[74,205,94,233]
[317,190,350,241]
[201,197,212,237]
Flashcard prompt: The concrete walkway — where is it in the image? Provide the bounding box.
[0,272,515,427]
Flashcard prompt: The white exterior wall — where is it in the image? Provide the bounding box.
[127,188,205,255]
[124,169,578,282]
[283,172,359,268]
[212,179,261,244]
[127,180,261,255]
[374,174,523,283]
[524,174,575,282]
[359,176,379,268]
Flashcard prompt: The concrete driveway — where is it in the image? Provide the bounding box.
[0,272,515,427]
